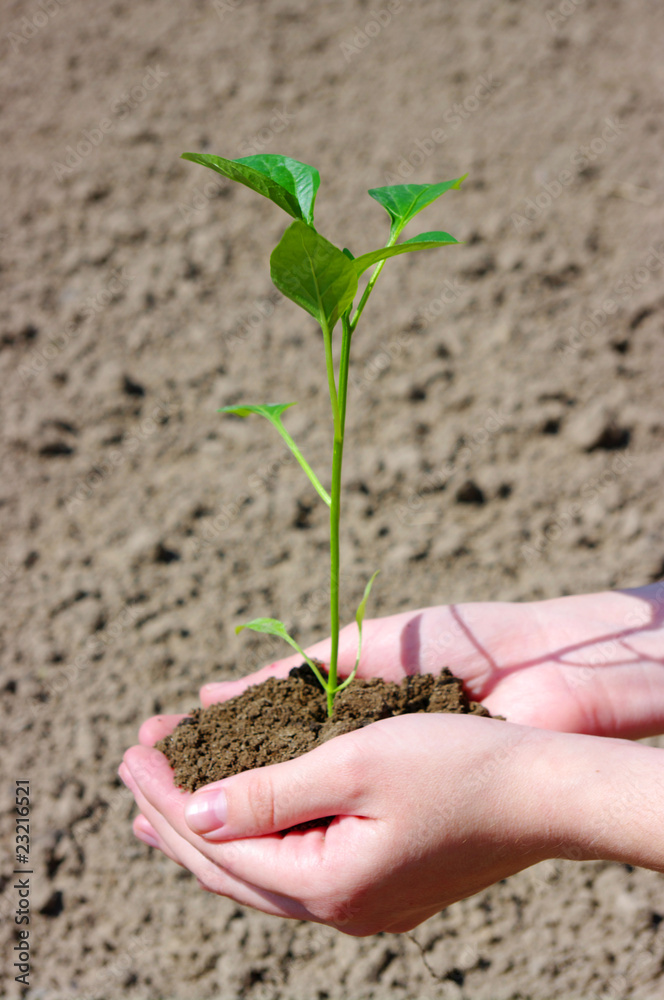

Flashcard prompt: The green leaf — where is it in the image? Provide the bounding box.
[218,402,331,506]
[355,569,380,630]
[270,221,358,332]
[236,617,329,691]
[335,570,380,693]
[181,152,320,225]
[368,176,467,234]
[352,231,460,277]
[219,402,295,421]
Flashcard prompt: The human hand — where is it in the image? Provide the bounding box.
[123,584,664,931]
[122,713,576,934]
[122,706,664,934]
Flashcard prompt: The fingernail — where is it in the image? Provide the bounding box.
[185,788,228,834]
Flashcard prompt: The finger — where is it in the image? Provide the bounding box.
[132,814,183,867]
[184,814,369,903]
[123,753,313,920]
[134,813,160,847]
[138,714,188,746]
[182,735,371,841]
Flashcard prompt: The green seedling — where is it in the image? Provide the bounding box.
[183,151,465,715]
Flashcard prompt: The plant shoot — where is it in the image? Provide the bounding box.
[183,151,465,715]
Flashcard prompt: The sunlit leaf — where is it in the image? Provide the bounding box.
[355,569,380,630]
[368,176,467,234]
[335,570,380,693]
[218,403,330,506]
[236,617,328,690]
[352,231,460,277]
[270,221,358,332]
[181,152,320,225]
[219,402,296,421]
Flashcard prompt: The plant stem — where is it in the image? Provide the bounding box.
[327,224,401,712]
[327,434,343,717]
[349,228,399,333]
[327,228,400,709]
[326,313,353,716]
[321,320,341,437]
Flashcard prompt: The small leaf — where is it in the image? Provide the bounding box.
[335,571,380,694]
[236,617,295,642]
[219,402,296,421]
[218,402,330,506]
[270,221,358,332]
[368,176,467,234]
[181,152,320,225]
[236,618,328,691]
[352,231,460,277]
[355,570,380,630]
[342,247,355,260]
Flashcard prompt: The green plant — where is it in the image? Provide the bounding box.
[183,152,465,715]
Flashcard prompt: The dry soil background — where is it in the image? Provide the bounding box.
[2,0,664,997]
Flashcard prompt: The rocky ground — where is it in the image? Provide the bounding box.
[1,0,664,997]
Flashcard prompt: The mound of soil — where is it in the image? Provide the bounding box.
[157,665,492,791]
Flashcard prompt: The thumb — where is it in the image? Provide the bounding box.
[184,736,366,840]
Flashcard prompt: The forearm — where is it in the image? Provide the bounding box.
[526,728,664,873]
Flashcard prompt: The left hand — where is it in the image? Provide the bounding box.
[121,712,573,935]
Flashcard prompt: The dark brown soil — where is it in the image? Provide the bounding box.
[157,664,491,792]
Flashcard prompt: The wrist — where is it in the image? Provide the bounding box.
[529,729,664,872]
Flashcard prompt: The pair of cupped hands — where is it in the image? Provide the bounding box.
[120,587,664,935]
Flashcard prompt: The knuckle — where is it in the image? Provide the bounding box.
[332,738,370,800]
[241,771,276,830]
[314,894,371,935]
